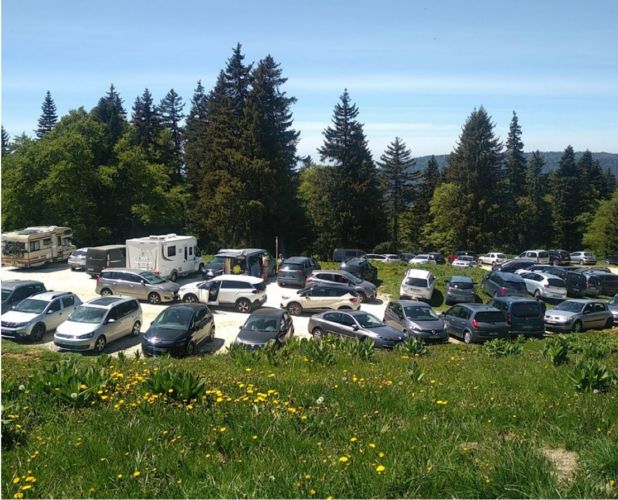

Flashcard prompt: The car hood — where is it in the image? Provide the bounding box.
[205,261,224,271]
[144,327,188,344]
[152,282,180,292]
[1,311,37,323]
[179,282,201,293]
[237,329,278,345]
[365,325,405,340]
[56,321,99,336]
[546,310,577,319]
[406,318,445,330]
[358,281,377,292]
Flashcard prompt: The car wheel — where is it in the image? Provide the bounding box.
[464,330,473,344]
[70,267,76,272]
[358,291,368,303]
[278,282,285,287]
[170,270,178,282]
[198,263,205,275]
[207,326,215,342]
[186,341,196,356]
[604,318,613,329]
[94,335,106,354]
[183,294,198,303]
[30,323,46,342]
[148,292,161,305]
[572,320,584,333]
[287,302,302,316]
[131,321,141,337]
[534,290,542,300]
[312,327,324,339]
[100,288,113,297]
[236,298,251,313]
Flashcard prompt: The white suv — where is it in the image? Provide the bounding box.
[280,284,361,316]
[400,269,435,301]
[178,275,267,313]
[479,252,507,265]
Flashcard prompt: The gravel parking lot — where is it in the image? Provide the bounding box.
[0,263,392,356]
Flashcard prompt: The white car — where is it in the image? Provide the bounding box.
[280,284,361,316]
[178,274,267,313]
[478,252,507,265]
[408,254,436,265]
[519,271,567,300]
[517,250,550,264]
[452,256,476,268]
[400,269,435,301]
[364,253,400,263]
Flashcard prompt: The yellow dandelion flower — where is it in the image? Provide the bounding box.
[132,471,141,478]
[80,384,88,390]
[252,435,258,440]
[245,368,252,372]
[310,489,317,495]
[339,456,349,463]
[350,437,358,442]
[220,427,227,432]
[13,493,24,499]
[12,477,21,484]
[368,443,376,448]
[378,452,385,458]
[117,474,124,479]
[24,476,36,483]
[376,465,385,473]
[20,485,32,491]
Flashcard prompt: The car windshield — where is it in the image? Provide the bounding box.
[68,306,107,324]
[208,256,226,266]
[547,278,565,287]
[140,272,166,284]
[152,308,193,330]
[242,316,279,333]
[415,255,430,260]
[506,281,526,291]
[512,302,541,317]
[554,301,584,313]
[1,288,11,301]
[497,254,506,259]
[450,281,474,290]
[354,313,384,328]
[13,299,48,314]
[340,271,362,284]
[458,256,474,262]
[404,306,440,321]
[72,250,87,257]
[610,295,618,305]
[281,263,303,271]
[2,241,26,256]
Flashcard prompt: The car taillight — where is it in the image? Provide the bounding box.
[506,313,512,325]
[96,275,101,282]
[499,287,506,295]
[544,284,549,288]
[350,297,359,303]
[471,319,479,329]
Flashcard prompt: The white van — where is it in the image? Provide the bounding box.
[400,269,436,301]
[125,234,204,281]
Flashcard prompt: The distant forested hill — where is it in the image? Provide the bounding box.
[413,151,618,177]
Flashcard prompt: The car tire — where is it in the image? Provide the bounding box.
[170,271,178,282]
[572,320,584,333]
[236,298,251,313]
[207,326,215,342]
[198,263,205,275]
[604,318,613,329]
[183,294,198,304]
[287,302,302,316]
[278,282,285,287]
[186,341,196,356]
[30,323,46,342]
[100,288,113,297]
[534,290,542,300]
[148,292,162,305]
[70,267,76,272]
[312,327,324,339]
[358,291,368,303]
[464,330,473,344]
[94,335,106,354]
[131,321,141,337]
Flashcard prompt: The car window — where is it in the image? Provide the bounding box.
[323,312,340,322]
[126,273,142,283]
[594,303,606,312]
[337,314,356,326]
[459,308,471,320]
[194,308,207,322]
[167,245,176,257]
[47,299,62,313]
[310,287,328,297]
[583,304,593,313]
[61,295,75,308]
[475,311,505,323]
[445,306,460,318]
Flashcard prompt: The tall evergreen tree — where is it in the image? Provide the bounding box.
[131,88,161,150]
[225,43,253,126]
[603,167,616,196]
[518,151,550,247]
[91,84,127,147]
[36,90,58,138]
[442,107,504,251]
[549,145,581,249]
[184,80,209,192]
[377,137,420,250]
[1,126,9,155]
[318,89,386,250]
[405,155,440,249]
[158,89,185,181]
[503,111,527,249]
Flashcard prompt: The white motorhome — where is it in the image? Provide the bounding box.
[125,234,204,281]
[1,226,76,268]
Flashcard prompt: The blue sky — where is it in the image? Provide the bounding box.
[2,0,617,158]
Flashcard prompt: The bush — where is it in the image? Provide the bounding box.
[397,337,430,356]
[143,368,207,402]
[226,342,261,365]
[542,336,571,366]
[299,338,335,366]
[407,360,425,383]
[569,360,614,393]
[483,338,524,357]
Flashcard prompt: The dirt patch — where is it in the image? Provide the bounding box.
[541,447,578,484]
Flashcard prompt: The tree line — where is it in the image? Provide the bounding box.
[2,44,616,257]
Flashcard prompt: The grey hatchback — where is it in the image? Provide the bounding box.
[544,299,613,333]
[442,304,509,344]
[277,257,321,287]
[444,276,477,305]
[383,300,448,343]
[95,268,180,304]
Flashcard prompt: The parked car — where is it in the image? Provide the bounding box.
[609,294,618,323]
[68,247,89,271]
[306,270,376,303]
[408,254,436,265]
[428,252,446,265]
[280,284,360,316]
[277,257,321,287]
[444,276,477,305]
[519,271,567,301]
[442,304,509,344]
[517,249,550,264]
[548,249,571,266]
[478,252,507,266]
[233,308,294,349]
[308,310,405,348]
[399,269,436,301]
[482,271,528,298]
[570,251,597,266]
[580,270,618,296]
[179,275,267,313]
[340,257,377,282]
[488,296,545,338]
[544,299,613,333]
[1,280,46,314]
[204,248,275,279]
[491,259,536,273]
[448,251,476,263]
[332,248,365,262]
[85,245,126,278]
[54,296,142,353]
[606,252,618,265]
[2,291,82,341]
[522,265,587,298]
[452,255,476,268]
[566,269,602,297]
[382,300,448,343]
[95,268,180,304]
[399,253,416,262]
[364,253,388,262]
[142,303,214,357]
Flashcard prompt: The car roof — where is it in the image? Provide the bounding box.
[248,307,286,318]
[449,275,473,282]
[343,257,367,264]
[283,257,310,264]
[30,291,73,301]
[393,300,433,307]
[459,303,499,311]
[313,269,347,275]
[405,269,432,278]
[90,245,125,251]
[491,296,538,303]
[533,272,564,280]
[213,274,264,284]
[85,296,135,308]
[102,268,149,273]
[1,280,44,290]
[159,303,207,311]
[561,298,600,304]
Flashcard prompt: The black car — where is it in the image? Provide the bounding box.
[564,268,602,297]
[428,252,446,265]
[142,304,215,357]
[526,265,587,298]
[442,304,509,344]
[332,248,366,262]
[492,259,536,273]
[1,280,47,314]
[488,296,545,338]
[581,270,618,296]
[607,252,618,265]
[234,308,294,349]
[548,249,571,266]
[85,245,126,278]
[277,257,321,287]
[340,257,377,282]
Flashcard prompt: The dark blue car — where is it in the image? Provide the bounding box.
[488,296,545,338]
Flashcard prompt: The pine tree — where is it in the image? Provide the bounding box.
[405,155,440,249]
[442,107,504,251]
[519,151,550,247]
[1,126,9,155]
[158,89,185,181]
[91,84,127,147]
[318,89,386,250]
[377,137,420,250]
[503,111,527,249]
[225,43,253,125]
[549,145,581,248]
[603,167,616,196]
[36,90,58,138]
[184,80,209,192]
[131,88,161,150]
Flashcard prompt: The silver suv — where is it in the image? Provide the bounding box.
[178,275,267,313]
[54,296,142,353]
[95,268,179,304]
[1,291,82,341]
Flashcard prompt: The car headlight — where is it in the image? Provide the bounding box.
[14,322,30,328]
[77,332,95,339]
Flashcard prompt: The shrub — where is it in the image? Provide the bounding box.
[407,360,425,383]
[226,342,261,365]
[569,359,614,393]
[299,338,335,366]
[347,338,376,362]
[483,338,524,357]
[143,368,207,402]
[397,337,430,357]
[542,336,570,366]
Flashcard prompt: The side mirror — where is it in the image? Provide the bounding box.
[106,318,116,324]
[352,325,359,331]
[141,280,147,285]
[47,309,55,314]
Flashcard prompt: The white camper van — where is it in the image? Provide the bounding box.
[125,234,204,281]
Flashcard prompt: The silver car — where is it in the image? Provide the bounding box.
[95,268,179,304]
[519,271,567,301]
[54,296,142,353]
[570,251,597,265]
[608,294,618,323]
[544,299,613,333]
[383,300,448,343]
[1,291,82,341]
[305,270,376,303]
[68,247,89,271]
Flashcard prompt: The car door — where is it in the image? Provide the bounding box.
[303,287,326,311]
[198,281,220,305]
[217,280,235,304]
[191,307,208,344]
[443,306,460,335]
[383,302,397,327]
[592,303,608,328]
[581,303,595,329]
[103,305,123,341]
[59,295,78,327]
[318,311,343,336]
[45,298,66,330]
[334,312,360,339]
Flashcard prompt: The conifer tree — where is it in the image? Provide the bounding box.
[131,88,161,150]
[36,90,58,138]
[519,151,550,247]
[377,137,420,250]
[503,111,527,248]
[184,80,209,192]
[91,84,127,148]
[405,155,441,249]
[1,126,9,155]
[158,89,185,181]
[549,145,580,248]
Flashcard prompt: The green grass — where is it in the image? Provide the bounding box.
[2,333,618,498]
